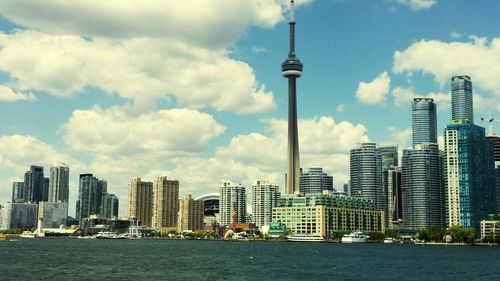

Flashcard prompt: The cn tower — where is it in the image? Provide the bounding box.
[282,0,303,194]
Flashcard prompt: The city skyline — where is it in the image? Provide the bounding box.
[1,0,500,216]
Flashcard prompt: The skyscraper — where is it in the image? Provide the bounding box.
[379,145,398,226]
[178,194,204,232]
[252,180,280,228]
[385,167,402,227]
[282,0,303,194]
[402,143,444,230]
[485,135,500,212]
[219,182,246,226]
[451,75,474,124]
[24,165,44,203]
[75,174,104,225]
[444,121,496,232]
[128,177,153,227]
[152,176,179,231]
[412,98,437,145]
[101,193,119,219]
[11,182,25,203]
[299,168,333,194]
[42,177,49,202]
[49,164,69,203]
[350,143,384,211]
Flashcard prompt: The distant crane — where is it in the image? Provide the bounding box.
[480,112,500,136]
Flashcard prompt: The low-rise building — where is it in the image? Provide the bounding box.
[480,214,500,241]
[272,193,384,239]
[0,202,38,230]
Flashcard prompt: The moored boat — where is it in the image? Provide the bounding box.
[20,231,36,239]
[94,231,126,239]
[341,232,369,243]
[286,233,325,242]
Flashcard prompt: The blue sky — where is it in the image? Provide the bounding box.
[1,0,499,215]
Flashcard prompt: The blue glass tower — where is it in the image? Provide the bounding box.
[444,121,496,232]
[412,98,437,146]
[451,75,474,124]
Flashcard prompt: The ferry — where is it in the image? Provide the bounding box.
[94,231,127,239]
[20,231,36,239]
[341,232,369,243]
[286,233,325,243]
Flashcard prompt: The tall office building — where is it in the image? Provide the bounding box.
[252,180,280,228]
[152,176,179,230]
[451,75,474,124]
[178,194,204,232]
[11,182,25,203]
[24,165,44,203]
[496,168,500,213]
[385,167,402,227]
[379,145,398,226]
[444,121,496,232]
[350,143,384,212]
[486,135,500,212]
[219,182,246,226]
[402,143,444,230]
[282,0,303,195]
[299,168,333,194]
[75,174,104,225]
[101,193,119,219]
[48,164,69,203]
[42,177,49,202]
[128,178,153,227]
[412,98,437,145]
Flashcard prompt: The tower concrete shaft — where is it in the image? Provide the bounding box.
[282,0,303,194]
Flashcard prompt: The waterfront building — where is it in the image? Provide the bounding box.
[0,202,38,230]
[24,165,44,203]
[272,193,384,239]
[402,143,445,230]
[412,98,437,145]
[379,145,398,226]
[48,164,69,203]
[178,194,204,232]
[152,176,179,231]
[444,121,496,232]
[101,193,119,219]
[252,180,280,229]
[385,167,402,228]
[496,167,500,214]
[38,201,68,228]
[42,177,49,202]
[194,193,220,229]
[219,182,246,226]
[282,0,303,195]
[128,178,153,227]
[11,182,25,203]
[451,75,474,124]
[480,214,500,241]
[486,135,500,212]
[350,143,384,212]
[75,174,105,226]
[299,168,333,194]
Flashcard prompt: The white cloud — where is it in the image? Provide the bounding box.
[391,87,450,111]
[394,0,437,10]
[393,37,500,100]
[386,127,412,150]
[0,85,36,102]
[355,71,391,105]
[450,31,461,39]
[0,0,285,48]
[336,104,345,112]
[0,31,276,113]
[63,106,225,158]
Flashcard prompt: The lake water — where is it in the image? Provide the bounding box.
[1,238,499,280]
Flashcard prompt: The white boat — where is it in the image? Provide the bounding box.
[341,232,369,243]
[383,237,396,244]
[286,233,325,242]
[94,231,126,239]
[20,231,36,239]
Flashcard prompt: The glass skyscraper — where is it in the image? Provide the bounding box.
[412,98,437,146]
[402,143,445,230]
[48,164,70,203]
[350,143,384,212]
[451,75,474,124]
[75,174,100,226]
[11,182,25,203]
[299,167,333,194]
[24,165,45,203]
[444,121,496,232]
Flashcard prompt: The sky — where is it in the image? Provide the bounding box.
[1,0,499,216]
